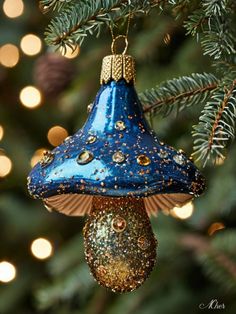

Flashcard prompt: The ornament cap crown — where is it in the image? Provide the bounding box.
[100,54,135,85]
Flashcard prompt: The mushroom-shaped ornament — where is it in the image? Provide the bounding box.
[27,51,205,293]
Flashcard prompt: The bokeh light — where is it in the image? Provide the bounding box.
[0,125,4,141]
[31,238,53,260]
[0,261,16,283]
[0,155,12,177]
[172,202,194,220]
[215,156,225,166]
[30,148,47,168]
[47,126,69,147]
[0,44,20,68]
[60,45,80,59]
[20,86,42,109]
[208,222,225,236]
[20,34,42,56]
[3,0,24,19]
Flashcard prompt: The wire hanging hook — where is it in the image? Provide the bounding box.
[109,13,132,55]
[111,35,129,55]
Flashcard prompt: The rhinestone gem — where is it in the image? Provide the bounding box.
[111,216,127,233]
[173,154,186,166]
[40,151,54,168]
[77,150,94,165]
[137,154,151,166]
[137,236,150,250]
[115,120,126,131]
[158,150,168,159]
[86,135,97,144]
[112,151,126,163]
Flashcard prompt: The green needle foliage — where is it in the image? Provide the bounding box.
[43,0,161,50]
[39,0,75,13]
[139,73,218,116]
[192,82,236,165]
[39,0,236,166]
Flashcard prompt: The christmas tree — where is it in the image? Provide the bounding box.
[0,0,236,313]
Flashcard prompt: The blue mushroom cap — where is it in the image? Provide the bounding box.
[28,79,205,210]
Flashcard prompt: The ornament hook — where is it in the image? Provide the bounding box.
[109,13,132,55]
[111,35,129,55]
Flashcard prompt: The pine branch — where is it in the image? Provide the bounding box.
[184,9,207,36]
[213,59,236,77]
[39,0,75,13]
[202,0,228,16]
[184,1,236,61]
[140,73,218,115]
[44,0,163,50]
[185,2,236,164]
[192,80,236,166]
[201,16,236,60]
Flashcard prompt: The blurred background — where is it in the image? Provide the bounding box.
[0,1,236,313]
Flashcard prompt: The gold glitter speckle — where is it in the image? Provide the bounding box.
[173,154,186,166]
[96,265,107,276]
[158,150,168,159]
[87,103,93,113]
[115,120,126,131]
[40,151,54,168]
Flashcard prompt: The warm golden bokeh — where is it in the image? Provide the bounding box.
[30,148,47,168]
[0,125,4,141]
[60,45,80,59]
[31,238,53,260]
[3,0,24,19]
[20,86,42,109]
[171,202,194,220]
[47,126,69,147]
[20,34,42,56]
[0,261,16,283]
[215,156,225,166]
[0,44,20,68]
[0,155,12,177]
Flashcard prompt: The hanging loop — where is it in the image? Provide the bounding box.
[110,13,131,55]
[111,35,129,55]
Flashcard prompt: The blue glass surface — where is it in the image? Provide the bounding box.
[28,79,205,199]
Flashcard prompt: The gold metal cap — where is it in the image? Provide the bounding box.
[100,54,136,85]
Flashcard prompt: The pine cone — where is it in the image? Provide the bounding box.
[33,53,75,98]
